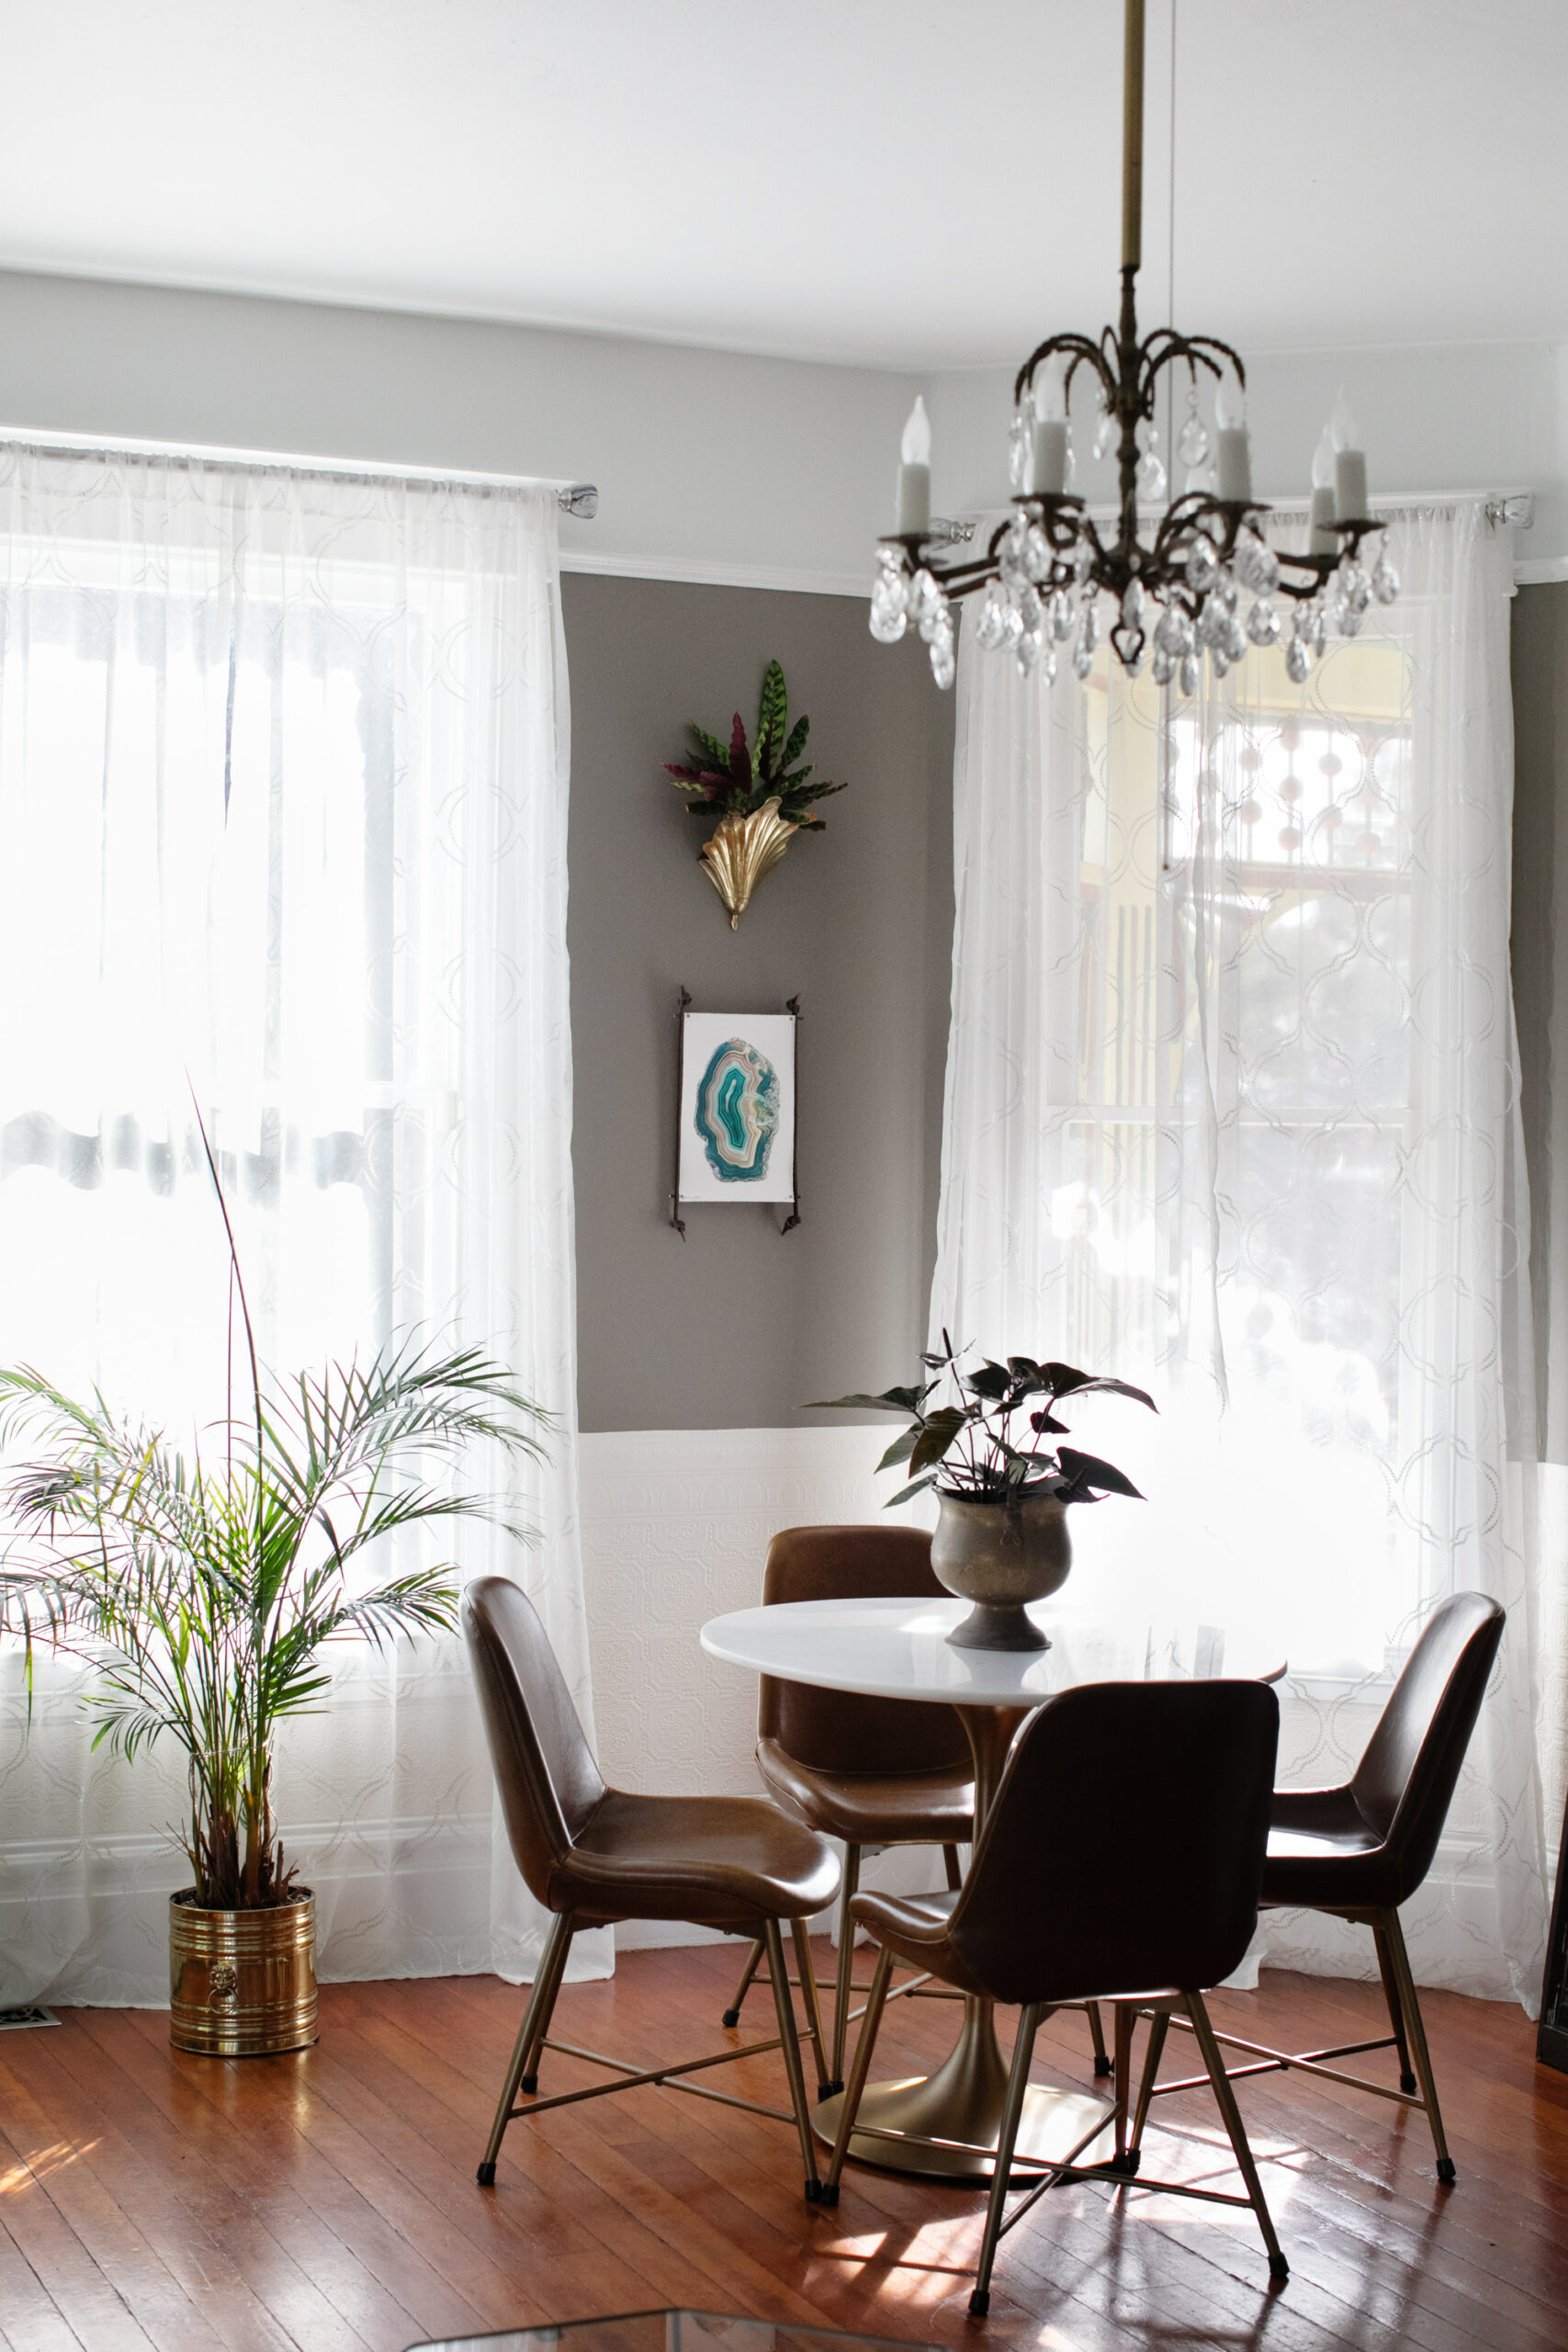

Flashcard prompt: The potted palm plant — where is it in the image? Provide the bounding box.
[0,1155,549,2056]
[816,1333,1156,1652]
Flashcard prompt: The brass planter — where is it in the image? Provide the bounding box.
[699,796,799,928]
[931,1489,1072,1652]
[169,1890,318,2057]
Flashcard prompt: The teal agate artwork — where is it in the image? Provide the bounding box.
[694,1036,778,1183]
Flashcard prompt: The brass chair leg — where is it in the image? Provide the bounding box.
[791,1916,833,2099]
[517,1911,577,2094]
[821,1942,895,2203]
[943,1841,963,1891]
[1128,2007,1168,2157]
[827,1842,863,2094]
[764,1917,823,2197]
[478,1909,575,2186]
[1087,1999,1113,2078]
[1372,1917,1418,2094]
[1379,1907,1455,2182]
[722,1935,764,2029]
[969,2002,1043,2318]
[1104,2002,1136,2174]
[1186,1989,1287,2281]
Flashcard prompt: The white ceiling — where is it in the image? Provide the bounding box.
[0,0,1562,372]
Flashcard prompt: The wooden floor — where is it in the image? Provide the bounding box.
[0,1942,1564,2352]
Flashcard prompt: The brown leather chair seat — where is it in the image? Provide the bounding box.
[1262,1786,1395,1905]
[755,1749,972,1849]
[547,1787,839,1931]
[464,1575,840,2197]
[819,1678,1288,2312]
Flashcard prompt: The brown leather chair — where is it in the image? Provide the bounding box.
[720,1524,980,2094]
[464,1576,841,2196]
[821,1679,1287,2312]
[1138,1589,1504,2185]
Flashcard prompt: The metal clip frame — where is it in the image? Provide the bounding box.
[671,989,802,1238]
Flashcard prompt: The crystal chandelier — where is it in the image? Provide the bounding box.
[872,0,1398,695]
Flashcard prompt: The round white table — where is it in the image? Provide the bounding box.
[701,1592,1282,2184]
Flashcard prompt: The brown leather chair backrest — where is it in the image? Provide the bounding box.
[758,1524,971,1778]
[1349,1589,1504,1900]
[463,1576,607,1905]
[949,1679,1280,2007]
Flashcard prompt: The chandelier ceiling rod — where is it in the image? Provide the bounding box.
[1122,0,1145,277]
[868,0,1399,695]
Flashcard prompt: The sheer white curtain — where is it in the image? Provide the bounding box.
[933,498,1555,2007]
[0,442,605,2003]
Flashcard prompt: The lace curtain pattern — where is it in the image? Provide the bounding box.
[0,445,604,2002]
[933,499,1555,2008]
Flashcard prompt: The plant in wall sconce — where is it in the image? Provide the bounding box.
[663,660,845,928]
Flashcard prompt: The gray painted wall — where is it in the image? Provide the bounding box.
[1512,581,1568,1463]
[0,267,910,593]
[563,575,954,1432]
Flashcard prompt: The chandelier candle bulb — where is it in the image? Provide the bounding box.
[1029,416,1069,496]
[1216,427,1252,504]
[1330,396,1368,521]
[895,396,931,537]
[1308,426,1337,552]
[1335,447,1369,523]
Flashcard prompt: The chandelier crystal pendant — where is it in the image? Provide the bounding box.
[871,0,1399,693]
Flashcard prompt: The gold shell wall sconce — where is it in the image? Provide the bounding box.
[662,660,845,929]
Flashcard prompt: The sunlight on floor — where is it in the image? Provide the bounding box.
[0,2136,100,2191]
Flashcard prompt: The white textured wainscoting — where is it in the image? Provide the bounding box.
[578,1424,942,1954]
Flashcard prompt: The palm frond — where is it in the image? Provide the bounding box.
[0,1319,550,1907]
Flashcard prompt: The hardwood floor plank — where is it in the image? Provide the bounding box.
[269,2007,682,2329]
[0,2170,89,2352]
[335,1989,829,2324]
[99,2002,477,2342]
[0,1954,1562,2352]
[0,2037,321,2352]
[0,2098,161,2352]
[48,2009,414,2352]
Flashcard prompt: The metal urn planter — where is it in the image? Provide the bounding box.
[169,1891,318,2058]
[931,1489,1072,1652]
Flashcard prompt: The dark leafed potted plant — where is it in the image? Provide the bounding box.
[817,1332,1156,1652]
[0,1152,549,2056]
[664,658,845,927]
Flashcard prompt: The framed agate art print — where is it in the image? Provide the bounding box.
[673,995,799,1234]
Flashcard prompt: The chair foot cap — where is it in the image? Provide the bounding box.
[818,2182,840,2207]
[821,2077,843,2097]
[1105,2152,1140,2177]
[1436,2157,1456,2185]
[519,2075,537,2095]
[1269,2256,1289,2282]
[804,2177,823,2202]
[1093,2055,1114,2078]
[476,2163,496,2188]
[967,2291,990,2319]
[1401,2071,1417,2094]
[721,2009,741,2028]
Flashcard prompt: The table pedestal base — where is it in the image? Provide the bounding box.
[813,1994,1114,2185]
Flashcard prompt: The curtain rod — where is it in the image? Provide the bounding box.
[0,424,598,517]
